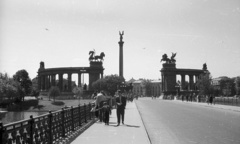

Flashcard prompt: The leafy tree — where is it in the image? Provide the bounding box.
[219,78,236,96]
[72,86,83,98]
[31,76,39,97]
[196,73,214,96]
[13,69,32,101]
[235,77,240,95]
[0,72,19,102]
[92,74,125,96]
[49,86,61,102]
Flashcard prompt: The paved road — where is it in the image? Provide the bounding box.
[135,98,240,144]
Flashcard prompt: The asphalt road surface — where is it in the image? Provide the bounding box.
[135,98,240,144]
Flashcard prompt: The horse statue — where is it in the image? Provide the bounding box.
[160,53,170,63]
[89,50,95,61]
[94,52,105,61]
[160,53,177,63]
[170,52,177,63]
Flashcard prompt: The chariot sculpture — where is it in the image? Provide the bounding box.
[160,52,177,64]
[89,50,105,62]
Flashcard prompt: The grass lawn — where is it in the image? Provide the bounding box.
[7,96,94,112]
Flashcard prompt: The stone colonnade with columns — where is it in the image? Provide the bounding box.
[160,63,207,95]
[38,61,104,92]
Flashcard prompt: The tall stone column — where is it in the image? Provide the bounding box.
[119,31,124,78]
[78,73,81,87]
[59,73,63,91]
[189,75,194,90]
[68,73,72,92]
[162,75,165,92]
[181,74,185,90]
[51,74,56,86]
[48,75,51,89]
[42,75,45,90]
[45,75,48,90]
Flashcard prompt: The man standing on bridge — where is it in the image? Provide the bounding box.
[115,90,126,126]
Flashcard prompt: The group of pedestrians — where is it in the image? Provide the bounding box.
[180,94,215,105]
[91,90,127,126]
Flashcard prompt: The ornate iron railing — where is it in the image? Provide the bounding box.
[0,103,95,144]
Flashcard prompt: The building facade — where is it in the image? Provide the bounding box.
[131,79,162,97]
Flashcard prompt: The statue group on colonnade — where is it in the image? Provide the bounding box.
[89,49,105,62]
[160,53,177,64]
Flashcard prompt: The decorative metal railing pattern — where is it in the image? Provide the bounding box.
[0,103,94,144]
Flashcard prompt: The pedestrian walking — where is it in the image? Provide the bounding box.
[102,102,111,125]
[115,90,126,126]
[94,92,106,122]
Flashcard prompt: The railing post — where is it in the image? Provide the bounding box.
[28,115,34,144]
[89,103,92,120]
[78,104,82,127]
[61,108,65,138]
[84,103,87,123]
[71,106,74,131]
[0,122,3,144]
[48,111,53,144]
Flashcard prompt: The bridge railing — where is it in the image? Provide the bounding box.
[176,96,240,107]
[0,103,94,144]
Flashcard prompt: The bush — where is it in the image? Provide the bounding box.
[49,86,61,102]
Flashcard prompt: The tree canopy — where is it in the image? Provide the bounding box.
[13,69,32,101]
[0,72,19,100]
[92,74,125,96]
[219,77,236,96]
[235,77,240,95]
[196,73,214,96]
[49,86,61,102]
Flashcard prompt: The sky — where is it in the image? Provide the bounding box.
[1,0,240,84]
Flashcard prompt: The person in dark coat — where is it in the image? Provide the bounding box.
[102,102,111,125]
[115,90,126,126]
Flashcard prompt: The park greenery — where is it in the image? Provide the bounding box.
[1,69,239,108]
[13,69,32,101]
[196,73,214,96]
[92,74,125,96]
[48,86,61,102]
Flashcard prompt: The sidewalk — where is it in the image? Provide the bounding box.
[172,99,240,112]
[71,101,151,144]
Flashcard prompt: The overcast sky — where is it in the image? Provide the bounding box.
[1,0,240,84]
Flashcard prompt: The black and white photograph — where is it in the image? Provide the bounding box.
[1,0,240,144]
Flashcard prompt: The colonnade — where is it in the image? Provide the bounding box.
[161,74,200,92]
[38,72,103,92]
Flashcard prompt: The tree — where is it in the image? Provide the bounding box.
[13,69,32,101]
[72,86,83,98]
[0,72,19,102]
[235,77,240,95]
[31,76,39,97]
[49,86,61,102]
[219,78,236,96]
[92,74,125,96]
[196,73,214,96]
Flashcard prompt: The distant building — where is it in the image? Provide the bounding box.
[130,79,161,97]
[212,76,229,90]
[212,76,239,96]
[151,79,162,96]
